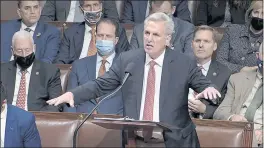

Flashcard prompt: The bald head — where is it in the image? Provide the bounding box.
[12,31,34,57]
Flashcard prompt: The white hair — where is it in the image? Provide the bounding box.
[144,12,174,35]
[12,30,34,48]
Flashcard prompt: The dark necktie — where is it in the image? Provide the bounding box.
[244,85,263,122]
[24,27,32,32]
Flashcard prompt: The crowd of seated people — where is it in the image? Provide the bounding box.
[0,0,263,147]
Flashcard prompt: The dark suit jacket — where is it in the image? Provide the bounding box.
[40,0,119,22]
[1,60,62,112]
[129,17,194,59]
[54,22,129,64]
[121,0,191,23]
[4,104,41,148]
[0,19,61,63]
[191,60,231,119]
[195,0,249,27]
[65,54,123,115]
[70,48,215,147]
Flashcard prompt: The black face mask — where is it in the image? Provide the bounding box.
[251,17,263,31]
[14,52,35,70]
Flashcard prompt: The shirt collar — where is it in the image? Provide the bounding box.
[198,60,211,71]
[16,63,34,75]
[21,21,38,32]
[145,50,165,67]
[85,24,92,33]
[1,104,7,120]
[97,52,116,64]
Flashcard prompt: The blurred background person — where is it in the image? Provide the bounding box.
[216,0,263,73]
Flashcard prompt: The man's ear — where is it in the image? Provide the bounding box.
[114,37,119,45]
[172,6,176,15]
[166,35,172,46]
[17,9,22,18]
[11,46,14,55]
[213,42,217,51]
[33,44,36,53]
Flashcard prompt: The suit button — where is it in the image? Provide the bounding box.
[241,57,245,60]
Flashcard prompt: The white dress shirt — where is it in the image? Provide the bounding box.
[66,0,77,22]
[139,50,165,122]
[20,22,37,37]
[12,64,34,111]
[79,24,92,59]
[1,104,7,148]
[188,60,211,100]
[95,52,116,78]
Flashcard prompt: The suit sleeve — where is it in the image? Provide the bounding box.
[183,25,195,59]
[71,53,123,105]
[116,25,130,53]
[174,0,191,22]
[23,115,42,147]
[41,27,61,63]
[216,27,244,73]
[202,100,218,119]
[102,1,119,22]
[195,1,208,25]
[188,59,213,93]
[129,25,140,50]
[213,75,235,120]
[53,28,71,64]
[40,0,56,21]
[41,68,63,112]
[121,0,134,23]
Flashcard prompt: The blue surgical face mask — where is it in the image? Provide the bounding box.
[96,40,115,56]
[257,58,263,74]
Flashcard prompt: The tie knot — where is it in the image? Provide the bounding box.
[198,65,204,70]
[24,28,32,32]
[101,59,107,65]
[20,70,27,75]
[149,60,156,67]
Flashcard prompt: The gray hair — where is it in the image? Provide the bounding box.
[194,25,217,42]
[12,30,34,48]
[144,12,174,35]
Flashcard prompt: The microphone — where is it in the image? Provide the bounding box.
[72,63,135,148]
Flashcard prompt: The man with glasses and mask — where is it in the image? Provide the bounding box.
[40,0,119,22]
[1,31,63,112]
[64,18,123,115]
[54,0,129,64]
[1,0,61,63]
[129,0,195,59]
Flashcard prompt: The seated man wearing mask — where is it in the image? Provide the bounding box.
[54,0,129,64]
[214,42,263,147]
[65,18,123,115]
[1,81,41,147]
[129,0,195,59]
[1,31,62,112]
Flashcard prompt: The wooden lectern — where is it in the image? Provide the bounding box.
[90,114,172,148]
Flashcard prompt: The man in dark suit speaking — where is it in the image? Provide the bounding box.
[47,12,221,147]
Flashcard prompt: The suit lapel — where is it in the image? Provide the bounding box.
[27,61,40,110]
[134,51,145,118]
[86,55,97,80]
[4,105,17,147]
[6,61,17,104]
[206,60,219,81]
[235,72,257,113]
[33,22,44,58]
[74,23,85,58]
[159,49,174,112]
